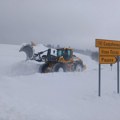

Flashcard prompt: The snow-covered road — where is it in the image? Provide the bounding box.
[0,44,120,120]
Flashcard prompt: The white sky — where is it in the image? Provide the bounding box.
[0,0,120,50]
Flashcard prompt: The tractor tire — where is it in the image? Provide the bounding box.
[53,63,67,72]
[74,62,84,72]
[39,63,49,73]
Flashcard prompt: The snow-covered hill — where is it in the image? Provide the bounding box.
[0,44,120,120]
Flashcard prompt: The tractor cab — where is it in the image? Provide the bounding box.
[57,48,73,60]
[46,48,73,62]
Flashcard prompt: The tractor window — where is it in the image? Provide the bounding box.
[67,50,71,57]
[57,50,62,57]
[63,49,72,60]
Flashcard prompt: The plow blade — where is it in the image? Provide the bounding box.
[19,44,34,60]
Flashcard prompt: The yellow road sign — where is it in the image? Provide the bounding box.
[96,39,120,48]
[99,48,120,56]
[99,56,117,64]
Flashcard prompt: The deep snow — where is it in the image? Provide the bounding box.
[0,44,120,120]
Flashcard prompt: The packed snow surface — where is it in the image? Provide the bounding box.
[0,44,120,120]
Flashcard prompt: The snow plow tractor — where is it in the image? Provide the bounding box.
[19,43,86,73]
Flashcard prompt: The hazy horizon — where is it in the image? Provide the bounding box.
[1,0,120,50]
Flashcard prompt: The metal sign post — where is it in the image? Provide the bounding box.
[117,56,119,94]
[98,63,101,96]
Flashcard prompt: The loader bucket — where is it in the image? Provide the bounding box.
[19,44,34,60]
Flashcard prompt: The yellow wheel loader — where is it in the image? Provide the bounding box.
[19,44,86,73]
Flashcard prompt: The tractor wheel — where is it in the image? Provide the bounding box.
[39,63,49,73]
[53,63,66,72]
[74,62,83,72]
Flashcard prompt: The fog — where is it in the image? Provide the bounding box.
[0,0,120,50]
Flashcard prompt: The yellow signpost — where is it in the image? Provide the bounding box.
[96,39,120,64]
[95,39,120,96]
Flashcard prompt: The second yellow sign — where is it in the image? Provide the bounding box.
[99,48,120,56]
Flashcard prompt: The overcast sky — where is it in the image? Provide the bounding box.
[0,0,120,50]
